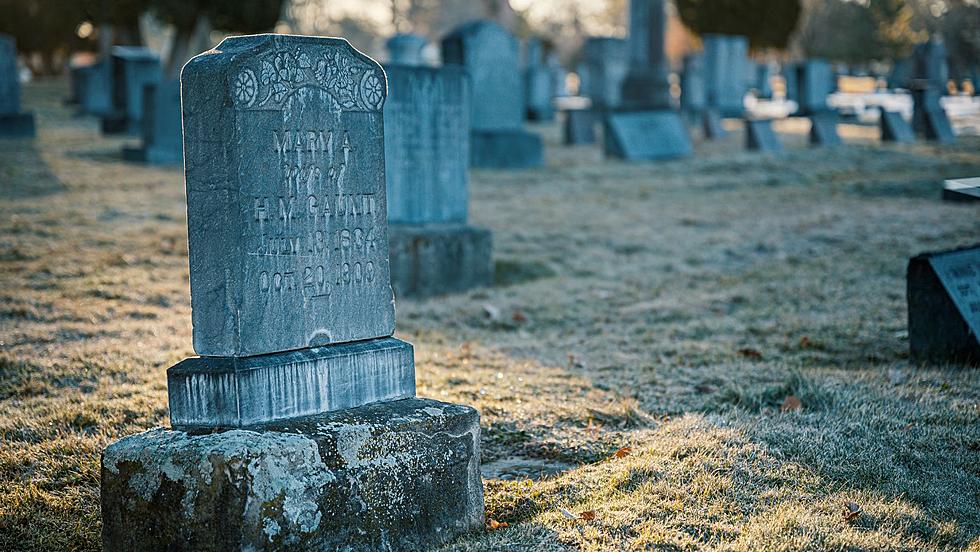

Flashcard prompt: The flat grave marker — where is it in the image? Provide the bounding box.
[943,177,980,203]
[908,245,980,365]
[605,110,692,160]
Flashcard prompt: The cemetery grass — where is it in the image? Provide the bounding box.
[1,79,979,552]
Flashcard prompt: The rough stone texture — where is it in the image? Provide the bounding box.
[809,113,842,147]
[122,80,183,164]
[880,109,915,143]
[0,33,35,138]
[680,53,706,115]
[383,65,469,225]
[578,37,629,112]
[703,34,748,117]
[388,224,492,298]
[795,59,834,116]
[168,337,416,430]
[101,398,485,551]
[470,129,543,169]
[908,246,980,366]
[101,46,162,135]
[702,109,725,140]
[943,177,980,202]
[563,109,596,145]
[181,35,395,356]
[745,119,782,153]
[620,0,671,110]
[77,59,113,116]
[386,33,427,66]
[604,110,692,160]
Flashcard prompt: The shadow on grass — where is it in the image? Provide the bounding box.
[0,137,66,199]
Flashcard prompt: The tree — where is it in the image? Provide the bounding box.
[675,0,802,50]
[0,0,91,73]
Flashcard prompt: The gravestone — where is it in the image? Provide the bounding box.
[809,112,842,146]
[745,119,782,152]
[122,80,183,164]
[384,64,493,297]
[908,245,980,366]
[524,38,555,121]
[579,37,629,111]
[101,46,161,135]
[756,62,774,99]
[680,53,706,120]
[100,35,484,551]
[604,111,692,160]
[912,37,948,91]
[880,109,915,143]
[782,61,799,103]
[703,34,748,117]
[0,34,35,138]
[942,177,980,202]
[912,85,955,144]
[442,20,542,169]
[76,59,113,116]
[563,108,596,145]
[703,108,725,139]
[796,59,834,116]
[888,57,913,90]
[547,52,568,97]
[386,33,427,66]
[620,0,671,110]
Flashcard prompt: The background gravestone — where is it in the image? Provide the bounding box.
[524,38,555,121]
[122,80,183,164]
[101,46,162,135]
[76,59,113,116]
[442,20,543,169]
[755,62,774,99]
[563,109,596,145]
[604,111,692,160]
[680,53,706,123]
[578,37,629,112]
[912,86,955,144]
[703,109,725,139]
[100,35,484,551]
[384,64,493,297]
[809,112,842,146]
[703,34,748,117]
[0,33,35,138]
[942,177,980,202]
[908,245,980,366]
[386,33,427,66]
[745,119,783,153]
[880,109,915,143]
[796,59,834,116]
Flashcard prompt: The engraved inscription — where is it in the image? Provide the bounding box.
[931,251,980,335]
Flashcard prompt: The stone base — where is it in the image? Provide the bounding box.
[101,398,485,551]
[702,109,725,140]
[122,144,182,165]
[168,337,416,430]
[563,109,596,145]
[389,223,493,298]
[0,112,35,138]
[746,119,783,153]
[604,110,693,161]
[470,130,543,169]
[880,110,915,143]
[908,249,980,366]
[922,108,955,144]
[809,113,842,146]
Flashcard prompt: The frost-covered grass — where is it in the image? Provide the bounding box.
[2,78,979,551]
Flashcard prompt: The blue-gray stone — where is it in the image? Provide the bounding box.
[168,337,416,430]
[470,129,543,169]
[912,37,948,91]
[681,53,706,115]
[101,46,161,135]
[76,59,113,116]
[703,34,748,117]
[783,62,799,103]
[388,224,492,298]
[756,62,774,99]
[912,86,955,144]
[809,113,841,146]
[0,33,35,138]
[880,109,915,143]
[702,109,725,139]
[620,0,671,110]
[563,109,596,145]
[525,38,555,121]
[942,177,980,202]
[386,33,427,66]
[578,37,629,111]
[796,59,834,115]
[908,246,980,366]
[604,110,692,160]
[745,119,782,152]
[122,80,183,164]
[181,34,395,357]
[384,65,470,225]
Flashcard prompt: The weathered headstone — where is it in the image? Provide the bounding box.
[524,38,555,121]
[680,53,706,120]
[578,37,629,111]
[942,177,980,202]
[912,36,949,91]
[620,0,671,110]
[122,80,183,164]
[745,118,782,152]
[604,111,692,160]
[384,64,492,297]
[704,34,748,117]
[563,108,596,145]
[100,35,484,550]
[703,108,725,139]
[809,112,842,146]
[76,59,113,116]
[386,33,427,66]
[101,46,161,135]
[0,34,35,138]
[908,245,980,366]
[880,109,915,143]
[796,59,834,116]
[442,20,543,169]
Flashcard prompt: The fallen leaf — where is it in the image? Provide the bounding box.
[579,511,596,521]
[482,303,500,322]
[560,508,577,520]
[799,336,811,348]
[613,446,632,459]
[843,501,862,523]
[738,347,763,359]
[487,518,509,530]
[512,310,528,323]
[780,395,803,412]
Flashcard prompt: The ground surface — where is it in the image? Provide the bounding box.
[1,79,979,551]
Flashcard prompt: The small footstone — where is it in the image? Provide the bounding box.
[908,245,980,366]
[745,119,782,153]
[880,109,915,143]
[942,177,980,202]
[604,110,692,160]
[101,398,485,551]
[388,224,493,298]
[809,113,842,146]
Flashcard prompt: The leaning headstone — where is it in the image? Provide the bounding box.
[745,118,782,152]
[880,109,915,143]
[563,108,596,145]
[703,34,748,116]
[524,38,555,121]
[578,37,629,111]
[908,245,980,366]
[100,35,484,550]
[384,64,493,297]
[604,111,692,160]
[942,177,980,202]
[702,108,725,139]
[796,59,834,116]
[442,20,543,169]
[0,34,35,138]
[101,46,161,135]
[122,80,182,164]
[809,112,842,146]
[386,33,427,66]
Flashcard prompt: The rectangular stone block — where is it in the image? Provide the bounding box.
[943,177,980,202]
[0,112,34,138]
[470,129,543,169]
[563,109,596,145]
[908,246,980,366]
[168,337,416,430]
[809,113,842,146]
[746,119,783,153]
[880,110,915,143]
[384,65,469,224]
[181,35,395,356]
[122,80,183,164]
[579,37,629,111]
[388,223,492,298]
[77,60,113,117]
[604,110,693,161]
[0,33,34,138]
[702,109,725,139]
[102,46,161,135]
[703,34,748,117]
[103,398,484,551]
[796,60,834,115]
